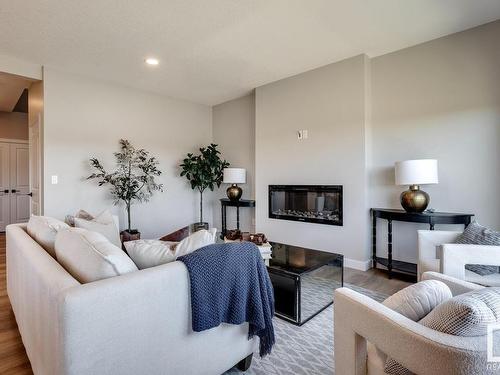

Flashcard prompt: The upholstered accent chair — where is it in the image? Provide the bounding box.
[334,272,492,375]
[417,230,500,286]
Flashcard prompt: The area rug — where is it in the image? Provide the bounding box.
[226,284,387,374]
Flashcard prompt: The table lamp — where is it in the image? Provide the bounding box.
[395,159,438,213]
[223,168,246,201]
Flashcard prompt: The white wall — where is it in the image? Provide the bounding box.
[212,93,255,233]
[370,20,500,262]
[255,55,371,269]
[43,68,212,238]
[0,111,28,140]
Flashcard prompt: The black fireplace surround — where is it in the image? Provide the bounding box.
[269,185,343,226]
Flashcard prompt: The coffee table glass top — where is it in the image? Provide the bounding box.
[268,242,343,274]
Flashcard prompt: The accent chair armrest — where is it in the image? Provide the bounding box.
[421,271,483,296]
[440,244,500,280]
[334,287,487,375]
[417,230,462,280]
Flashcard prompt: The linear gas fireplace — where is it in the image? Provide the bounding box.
[269,185,343,226]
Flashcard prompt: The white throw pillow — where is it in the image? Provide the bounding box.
[27,215,70,257]
[383,280,453,321]
[124,240,177,269]
[74,210,121,248]
[55,228,138,283]
[174,228,217,258]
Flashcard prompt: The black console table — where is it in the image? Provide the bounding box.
[371,208,474,280]
[220,198,255,238]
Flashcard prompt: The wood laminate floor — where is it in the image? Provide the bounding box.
[0,233,410,374]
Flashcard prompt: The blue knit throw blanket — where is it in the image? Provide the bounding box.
[178,242,275,357]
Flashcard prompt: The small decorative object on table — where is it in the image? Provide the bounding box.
[180,144,229,231]
[87,139,163,243]
[395,159,438,213]
[223,168,246,201]
[225,229,242,241]
[249,233,267,246]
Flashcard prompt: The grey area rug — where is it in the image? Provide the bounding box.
[226,284,387,375]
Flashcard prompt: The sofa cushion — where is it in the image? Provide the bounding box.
[383,280,452,375]
[55,228,138,283]
[27,215,70,257]
[174,228,217,258]
[74,210,121,248]
[420,287,500,336]
[124,239,177,269]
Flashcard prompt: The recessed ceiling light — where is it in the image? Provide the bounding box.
[145,58,159,66]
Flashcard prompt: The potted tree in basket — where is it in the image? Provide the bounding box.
[87,139,163,242]
[180,144,229,231]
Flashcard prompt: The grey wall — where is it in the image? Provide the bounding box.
[212,93,256,233]
[43,68,213,238]
[213,21,500,269]
[255,55,371,269]
[370,20,500,262]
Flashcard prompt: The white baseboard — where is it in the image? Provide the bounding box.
[344,258,372,271]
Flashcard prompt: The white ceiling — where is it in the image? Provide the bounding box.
[0,71,32,112]
[0,1,499,105]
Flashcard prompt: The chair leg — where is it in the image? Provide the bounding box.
[236,354,253,371]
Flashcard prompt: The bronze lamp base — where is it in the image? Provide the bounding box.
[400,185,429,213]
[226,184,242,201]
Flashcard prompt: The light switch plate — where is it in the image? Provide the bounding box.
[297,130,308,139]
[51,175,58,184]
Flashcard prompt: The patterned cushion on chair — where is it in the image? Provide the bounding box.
[420,287,500,336]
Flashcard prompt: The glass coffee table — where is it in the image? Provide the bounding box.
[267,242,344,325]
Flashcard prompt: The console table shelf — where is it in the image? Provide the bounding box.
[220,198,255,238]
[371,208,474,280]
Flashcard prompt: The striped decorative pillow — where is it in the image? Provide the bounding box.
[456,222,500,246]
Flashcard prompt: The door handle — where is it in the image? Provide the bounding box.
[3,189,8,193]
[11,189,17,193]
[27,192,33,197]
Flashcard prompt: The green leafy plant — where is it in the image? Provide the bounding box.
[180,144,229,224]
[87,139,163,232]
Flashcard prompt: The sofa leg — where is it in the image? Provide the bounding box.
[236,354,253,372]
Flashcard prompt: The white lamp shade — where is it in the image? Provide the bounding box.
[223,168,246,184]
[394,159,438,186]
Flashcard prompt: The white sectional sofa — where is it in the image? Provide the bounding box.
[7,223,255,375]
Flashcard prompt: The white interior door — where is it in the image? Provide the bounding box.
[0,142,10,231]
[10,143,30,224]
[29,117,41,215]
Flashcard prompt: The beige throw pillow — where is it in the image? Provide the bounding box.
[74,210,121,248]
[27,215,70,257]
[174,228,217,258]
[55,228,138,283]
[124,240,177,269]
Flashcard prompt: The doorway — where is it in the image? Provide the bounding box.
[0,71,43,231]
[0,140,30,230]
